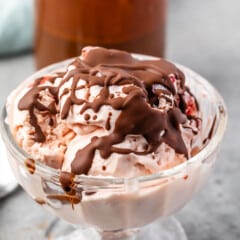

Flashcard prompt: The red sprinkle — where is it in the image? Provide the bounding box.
[183,175,188,180]
[185,94,197,116]
[40,76,50,85]
[169,75,176,83]
[186,101,196,115]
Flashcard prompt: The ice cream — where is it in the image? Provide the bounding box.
[3,47,225,232]
[7,47,202,178]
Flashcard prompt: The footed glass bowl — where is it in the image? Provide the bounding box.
[0,56,227,240]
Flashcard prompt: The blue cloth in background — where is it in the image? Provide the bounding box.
[0,0,33,56]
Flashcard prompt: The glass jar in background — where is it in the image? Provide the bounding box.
[35,0,167,69]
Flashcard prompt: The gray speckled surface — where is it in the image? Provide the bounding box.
[0,0,239,239]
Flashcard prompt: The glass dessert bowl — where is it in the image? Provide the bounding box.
[0,53,227,240]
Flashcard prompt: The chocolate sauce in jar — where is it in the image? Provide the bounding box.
[35,0,167,69]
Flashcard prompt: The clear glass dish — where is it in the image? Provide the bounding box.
[0,55,227,240]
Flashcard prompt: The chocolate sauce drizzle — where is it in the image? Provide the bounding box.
[18,47,199,176]
[24,158,36,175]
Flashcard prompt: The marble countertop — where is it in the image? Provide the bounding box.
[0,0,239,239]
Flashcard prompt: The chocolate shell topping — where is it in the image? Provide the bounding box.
[18,47,199,175]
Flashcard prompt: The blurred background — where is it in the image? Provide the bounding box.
[0,0,239,239]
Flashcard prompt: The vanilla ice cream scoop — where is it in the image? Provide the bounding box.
[7,47,203,178]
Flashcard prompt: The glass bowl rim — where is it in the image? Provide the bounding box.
[0,55,228,185]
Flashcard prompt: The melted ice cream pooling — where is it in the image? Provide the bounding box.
[18,47,200,175]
